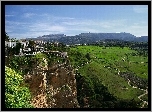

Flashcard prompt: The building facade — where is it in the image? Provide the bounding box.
[5,41,17,48]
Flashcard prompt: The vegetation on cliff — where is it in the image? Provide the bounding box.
[6,53,48,76]
[5,66,33,108]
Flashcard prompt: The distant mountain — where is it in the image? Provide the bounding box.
[41,34,66,39]
[26,34,66,41]
[26,33,148,45]
[135,36,148,42]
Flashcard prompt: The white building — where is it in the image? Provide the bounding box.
[5,41,17,48]
[20,42,28,48]
[18,39,29,48]
[35,46,44,52]
[23,48,31,52]
[35,40,45,44]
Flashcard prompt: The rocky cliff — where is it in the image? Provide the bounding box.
[24,57,80,108]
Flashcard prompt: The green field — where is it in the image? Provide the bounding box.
[69,45,148,107]
[70,46,148,79]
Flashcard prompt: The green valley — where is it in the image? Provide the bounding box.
[69,45,148,108]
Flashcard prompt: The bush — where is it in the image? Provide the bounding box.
[5,66,33,108]
[7,53,48,75]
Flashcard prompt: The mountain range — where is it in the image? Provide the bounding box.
[26,32,148,45]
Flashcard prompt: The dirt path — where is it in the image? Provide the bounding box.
[138,88,148,108]
[116,68,148,108]
[127,79,148,108]
[115,66,148,108]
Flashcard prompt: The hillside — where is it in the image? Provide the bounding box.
[5,52,80,108]
[5,42,148,109]
[26,32,148,45]
[69,45,148,108]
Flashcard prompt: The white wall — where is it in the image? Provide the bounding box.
[5,41,17,47]
[5,42,11,47]
[11,42,16,47]
[20,42,27,48]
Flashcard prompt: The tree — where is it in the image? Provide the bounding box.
[85,53,91,61]
[28,40,35,52]
[14,42,22,55]
[5,32,9,41]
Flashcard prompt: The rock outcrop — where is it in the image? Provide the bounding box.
[24,57,80,108]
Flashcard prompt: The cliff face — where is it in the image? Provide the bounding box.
[24,58,80,108]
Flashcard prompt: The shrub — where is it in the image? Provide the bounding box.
[5,66,33,108]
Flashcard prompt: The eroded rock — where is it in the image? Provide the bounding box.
[24,57,80,108]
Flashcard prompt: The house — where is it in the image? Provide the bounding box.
[34,40,47,48]
[5,41,17,48]
[35,40,45,46]
[35,46,44,52]
[19,39,29,47]
[20,41,29,48]
[22,48,32,54]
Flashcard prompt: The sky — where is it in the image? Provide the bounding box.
[5,5,148,39]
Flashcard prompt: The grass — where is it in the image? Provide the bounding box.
[69,45,148,104]
[70,46,148,80]
[140,93,148,102]
[78,61,144,102]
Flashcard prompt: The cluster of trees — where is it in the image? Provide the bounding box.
[44,42,68,52]
[6,53,48,76]
[5,32,18,42]
[119,72,148,89]
[76,72,141,108]
[89,39,148,56]
[5,32,9,41]
[69,39,148,57]
[5,43,22,56]
[129,42,148,57]
[68,50,90,68]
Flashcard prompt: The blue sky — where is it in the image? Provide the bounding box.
[5,5,148,39]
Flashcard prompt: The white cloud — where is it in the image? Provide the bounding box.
[5,14,14,17]
[28,22,66,33]
[110,21,148,37]
[126,24,148,37]
[60,19,127,35]
[133,5,148,13]
[5,20,29,26]
[6,13,148,38]
[23,13,37,18]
